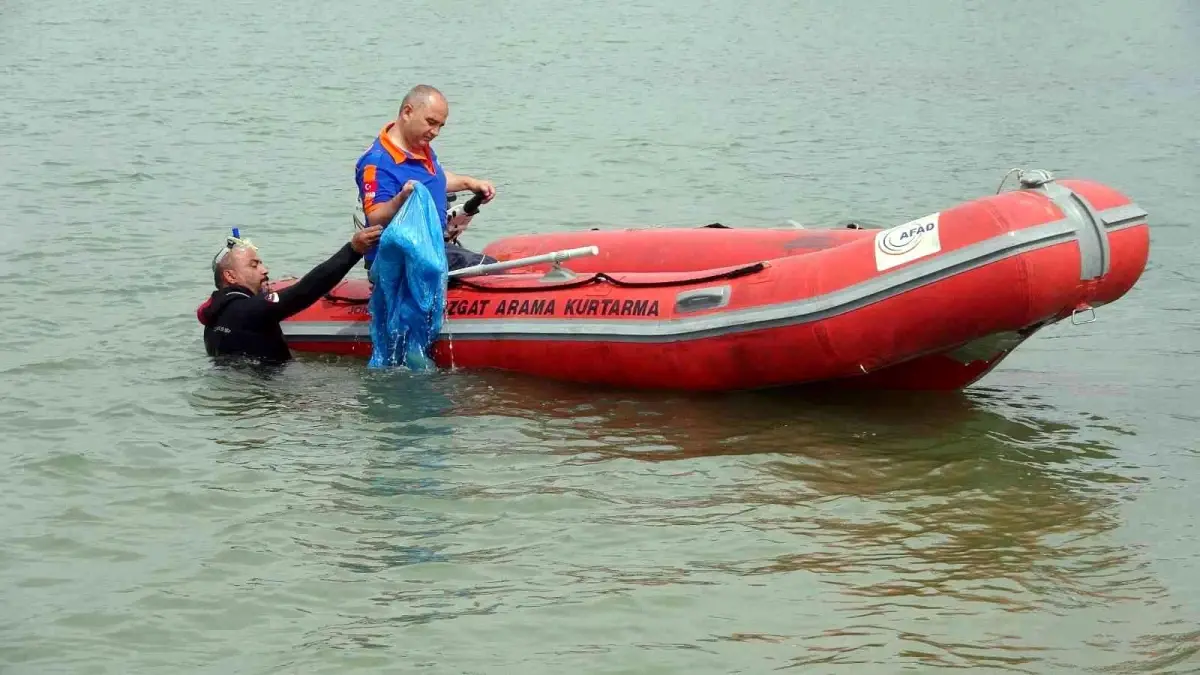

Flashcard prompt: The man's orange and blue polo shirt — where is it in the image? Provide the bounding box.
[354,122,448,265]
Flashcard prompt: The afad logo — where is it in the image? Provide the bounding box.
[878,217,937,256]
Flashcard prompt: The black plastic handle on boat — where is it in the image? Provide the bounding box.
[463,191,486,216]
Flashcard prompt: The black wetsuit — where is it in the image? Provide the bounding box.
[199,243,362,363]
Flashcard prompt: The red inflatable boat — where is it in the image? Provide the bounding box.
[277,171,1149,391]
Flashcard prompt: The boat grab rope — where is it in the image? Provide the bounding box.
[450,261,767,293]
[323,261,767,304]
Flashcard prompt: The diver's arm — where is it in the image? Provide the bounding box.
[264,227,380,320]
[264,244,363,320]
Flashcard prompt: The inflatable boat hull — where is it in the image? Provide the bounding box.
[278,178,1149,392]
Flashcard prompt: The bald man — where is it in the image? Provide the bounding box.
[354,84,498,275]
[197,225,382,362]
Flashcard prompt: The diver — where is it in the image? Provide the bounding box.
[196,225,382,363]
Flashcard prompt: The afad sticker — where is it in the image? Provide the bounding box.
[874,212,941,271]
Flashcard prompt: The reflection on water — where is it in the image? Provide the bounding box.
[0,350,1183,673]
[162,363,1184,671]
[443,374,1168,671]
[2,0,1197,668]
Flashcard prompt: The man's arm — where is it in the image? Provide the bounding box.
[363,182,417,228]
[445,171,495,203]
[261,227,383,321]
[360,163,414,228]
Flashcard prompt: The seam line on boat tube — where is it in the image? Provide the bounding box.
[281,203,1148,344]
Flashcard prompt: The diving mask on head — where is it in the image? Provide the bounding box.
[211,227,258,271]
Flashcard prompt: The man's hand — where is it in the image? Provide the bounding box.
[386,180,418,209]
[351,224,383,254]
[470,179,496,204]
[446,171,497,203]
[365,181,419,229]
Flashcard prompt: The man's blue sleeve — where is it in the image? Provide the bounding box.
[358,159,401,216]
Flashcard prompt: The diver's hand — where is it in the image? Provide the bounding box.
[351,225,383,254]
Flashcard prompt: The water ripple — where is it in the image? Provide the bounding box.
[2,0,1199,672]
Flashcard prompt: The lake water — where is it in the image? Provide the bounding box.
[2,0,1199,672]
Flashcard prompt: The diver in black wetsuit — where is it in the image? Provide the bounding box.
[197,225,382,363]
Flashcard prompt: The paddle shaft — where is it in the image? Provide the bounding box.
[448,246,600,279]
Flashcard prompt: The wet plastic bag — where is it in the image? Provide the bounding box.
[367,182,449,370]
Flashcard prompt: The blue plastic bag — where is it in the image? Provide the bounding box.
[367,182,449,370]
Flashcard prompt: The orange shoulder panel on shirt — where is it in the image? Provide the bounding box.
[362,165,378,211]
